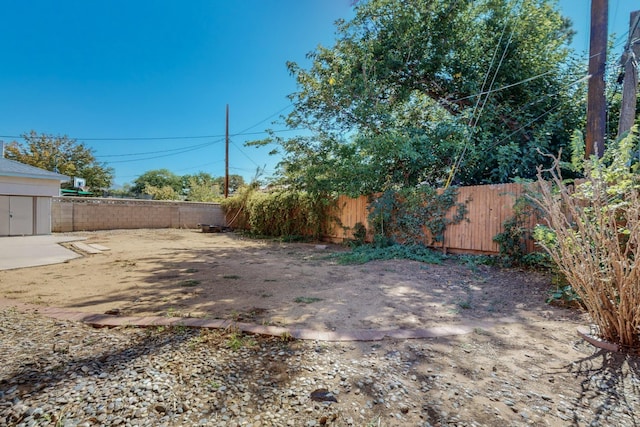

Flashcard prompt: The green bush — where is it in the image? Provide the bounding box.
[221,189,333,239]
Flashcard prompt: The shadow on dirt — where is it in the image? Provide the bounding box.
[48,232,581,337]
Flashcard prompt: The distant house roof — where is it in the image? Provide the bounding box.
[0,157,69,181]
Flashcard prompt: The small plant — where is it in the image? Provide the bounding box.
[457,300,472,309]
[456,254,496,270]
[226,332,244,350]
[178,279,200,287]
[546,284,582,307]
[185,268,199,273]
[280,331,294,342]
[493,189,547,268]
[223,275,241,280]
[350,222,368,246]
[294,296,323,304]
[225,331,257,350]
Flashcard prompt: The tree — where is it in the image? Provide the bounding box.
[213,174,246,194]
[143,184,181,201]
[258,0,584,195]
[183,172,221,202]
[5,131,113,191]
[131,169,182,196]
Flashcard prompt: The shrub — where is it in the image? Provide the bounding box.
[530,127,640,349]
[221,189,332,240]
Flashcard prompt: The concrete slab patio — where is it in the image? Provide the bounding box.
[0,234,85,270]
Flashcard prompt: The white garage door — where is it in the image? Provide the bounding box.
[0,196,34,236]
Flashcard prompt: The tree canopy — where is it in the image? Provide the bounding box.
[258,0,585,195]
[5,131,113,191]
[131,169,183,196]
[129,170,246,201]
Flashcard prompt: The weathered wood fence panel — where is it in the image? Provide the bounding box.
[324,183,538,254]
[325,195,371,242]
[436,183,536,254]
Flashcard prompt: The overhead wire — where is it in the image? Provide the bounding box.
[485,73,591,150]
[445,70,555,105]
[0,127,301,143]
[230,139,262,168]
[444,0,521,188]
[96,140,220,158]
[105,140,225,164]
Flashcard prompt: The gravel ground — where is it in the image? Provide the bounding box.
[2,307,640,427]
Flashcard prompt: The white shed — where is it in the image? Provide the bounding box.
[0,157,69,236]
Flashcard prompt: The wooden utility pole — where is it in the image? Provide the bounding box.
[224,104,229,198]
[585,0,608,158]
[617,10,640,138]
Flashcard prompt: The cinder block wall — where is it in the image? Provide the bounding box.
[52,197,225,232]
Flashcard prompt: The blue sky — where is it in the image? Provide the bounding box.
[0,1,638,187]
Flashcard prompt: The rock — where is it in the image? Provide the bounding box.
[310,389,337,403]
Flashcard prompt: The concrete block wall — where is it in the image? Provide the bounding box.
[52,197,225,232]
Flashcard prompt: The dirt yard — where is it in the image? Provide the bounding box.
[0,228,579,334]
[2,228,639,425]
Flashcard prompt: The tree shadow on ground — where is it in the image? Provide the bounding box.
[562,349,640,426]
[46,232,580,338]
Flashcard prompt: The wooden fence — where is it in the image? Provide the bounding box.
[325,183,539,254]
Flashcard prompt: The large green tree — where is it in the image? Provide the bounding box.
[6,131,113,191]
[212,174,246,194]
[259,0,585,195]
[182,172,221,201]
[131,169,183,196]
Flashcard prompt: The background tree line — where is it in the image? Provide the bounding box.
[6,131,242,201]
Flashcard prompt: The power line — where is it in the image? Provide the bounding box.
[96,140,221,158]
[0,127,302,142]
[233,104,293,135]
[230,139,262,168]
[446,70,555,104]
[175,160,225,173]
[445,0,521,187]
[106,140,224,163]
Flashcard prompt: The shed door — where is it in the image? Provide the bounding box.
[0,196,34,236]
[0,196,8,236]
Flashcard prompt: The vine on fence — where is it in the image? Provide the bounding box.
[368,185,467,246]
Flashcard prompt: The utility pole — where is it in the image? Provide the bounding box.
[617,10,640,138]
[585,0,608,158]
[224,104,229,199]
